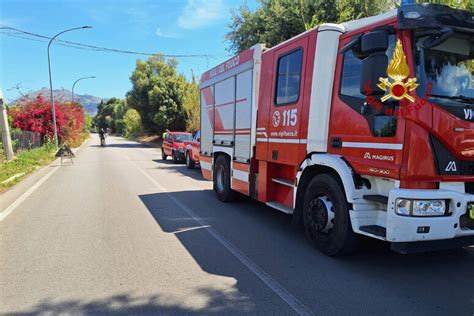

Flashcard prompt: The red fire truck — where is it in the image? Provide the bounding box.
[199,4,474,256]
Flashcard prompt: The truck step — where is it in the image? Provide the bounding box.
[359,225,386,238]
[266,201,294,214]
[363,195,388,205]
[271,178,294,188]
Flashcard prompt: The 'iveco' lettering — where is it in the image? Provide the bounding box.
[464,109,473,120]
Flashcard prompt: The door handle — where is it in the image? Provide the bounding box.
[331,138,342,149]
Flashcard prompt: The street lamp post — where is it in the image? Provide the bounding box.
[47,26,92,149]
[72,76,96,105]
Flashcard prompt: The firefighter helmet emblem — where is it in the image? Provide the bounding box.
[378,39,418,103]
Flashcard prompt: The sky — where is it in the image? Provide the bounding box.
[0,0,258,103]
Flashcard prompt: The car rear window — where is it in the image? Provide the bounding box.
[173,134,192,142]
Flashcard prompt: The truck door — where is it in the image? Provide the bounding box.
[330,30,405,178]
[266,36,309,166]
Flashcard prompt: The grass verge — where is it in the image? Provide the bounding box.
[0,146,56,193]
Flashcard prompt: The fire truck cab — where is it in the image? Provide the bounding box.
[199,4,474,256]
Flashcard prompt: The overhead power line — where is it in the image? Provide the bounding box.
[0,26,213,60]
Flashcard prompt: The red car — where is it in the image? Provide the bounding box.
[162,132,193,163]
[184,130,200,169]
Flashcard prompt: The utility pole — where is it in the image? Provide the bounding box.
[0,89,14,160]
[48,26,92,149]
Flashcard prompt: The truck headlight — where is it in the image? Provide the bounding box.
[412,200,446,216]
[396,199,447,217]
[396,199,411,216]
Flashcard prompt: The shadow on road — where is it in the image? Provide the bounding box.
[6,290,254,315]
[138,189,474,314]
[152,159,204,181]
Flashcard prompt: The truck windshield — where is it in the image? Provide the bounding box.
[416,32,474,106]
[173,134,192,143]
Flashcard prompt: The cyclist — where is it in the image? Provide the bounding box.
[99,128,107,147]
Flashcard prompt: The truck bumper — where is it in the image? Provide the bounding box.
[386,188,474,243]
[391,235,474,254]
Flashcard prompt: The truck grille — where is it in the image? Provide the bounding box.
[466,182,474,195]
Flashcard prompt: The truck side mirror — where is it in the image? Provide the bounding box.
[358,30,389,95]
[360,53,388,95]
[360,30,388,55]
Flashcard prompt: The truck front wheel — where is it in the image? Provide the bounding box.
[213,155,236,202]
[302,174,359,256]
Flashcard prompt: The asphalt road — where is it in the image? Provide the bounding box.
[1,136,473,315]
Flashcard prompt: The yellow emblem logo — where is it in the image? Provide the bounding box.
[378,39,418,102]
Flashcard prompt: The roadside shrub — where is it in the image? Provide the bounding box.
[123,109,142,139]
[8,95,85,145]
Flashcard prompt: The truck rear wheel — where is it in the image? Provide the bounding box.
[213,155,236,202]
[186,152,195,169]
[303,174,359,256]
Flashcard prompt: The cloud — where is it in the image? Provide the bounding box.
[156,28,182,39]
[177,0,226,30]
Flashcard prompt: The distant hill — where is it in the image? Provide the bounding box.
[11,87,107,116]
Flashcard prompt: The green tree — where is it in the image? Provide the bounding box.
[126,55,188,134]
[182,75,200,132]
[226,0,393,53]
[84,114,93,132]
[123,109,142,139]
[338,0,393,22]
[112,100,129,134]
[93,98,128,133]
[93,100,110,130]
[421,0,473,11]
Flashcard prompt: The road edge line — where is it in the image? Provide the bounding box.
[0,166,59,221]
[0,138,90,221]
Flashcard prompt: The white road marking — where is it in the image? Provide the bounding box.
[0,166,59,221]
[175,225,211,234]
[0,139,88,222]
[131,159,314,316]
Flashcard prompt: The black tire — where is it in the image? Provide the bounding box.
[172,150,178,164]
[162,149,167,160]
[186,152,195,169]
[302,173,359,256]
[213,155,236,202]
